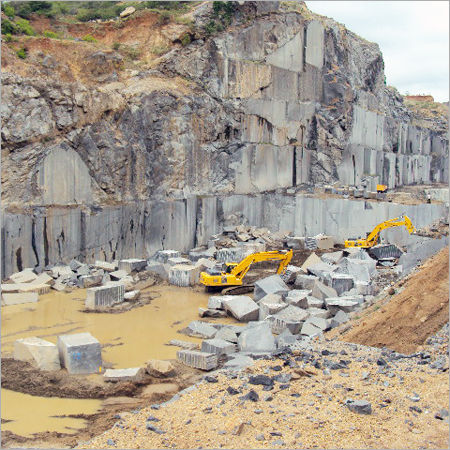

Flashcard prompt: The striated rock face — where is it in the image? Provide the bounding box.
[1,2,448,277]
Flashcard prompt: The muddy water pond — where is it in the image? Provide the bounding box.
[1,285,236,438]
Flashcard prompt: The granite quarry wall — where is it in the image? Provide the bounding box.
[2,194,446,278]
[1,2,448,278]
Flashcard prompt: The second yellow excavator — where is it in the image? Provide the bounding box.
[199,249,293,290]
[344,215,415,248]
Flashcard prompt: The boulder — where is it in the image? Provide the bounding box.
[201,338,236,356]
[198,308,227,318]
[224,296,259,322]
[124,290,140,301]
[215,327,238,343]
[153,250,181,263]
[300,253,321,272]
[285,289,310,308]
[14,337,60,371]
[305,316,329,331]
[321,251,343,265]
[183,321,217,339]
[258,294,287,320]
[345,399,372,415]
[146,359,175,378]
[329,310,349,328]
[306,296,324,308]
[120,5,135,17]
[294,273,318,290]
[238,321,276,352]
[271,305,309,334]
[328,273,354,296]
[325,297,360,314]
[312,280,337,300]
[254,275,289,302]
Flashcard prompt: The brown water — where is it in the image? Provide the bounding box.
[1,285,236,438]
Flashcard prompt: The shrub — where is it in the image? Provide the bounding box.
[82,34,97,43]
[157,10,171,25]
[43,30,59,39]
[205,20,217,35]
[212,1,235,25]
[123,45,141,60]
[4,33,13,42]
[180,33,191,47]
[15,18,35,36]
[2,3,15,18]
[16,47,27,59]
[12,1,52,19]
[150,44,169,56]
[112,42,121,50]
[76,8,101,22]
[1,18,17,35]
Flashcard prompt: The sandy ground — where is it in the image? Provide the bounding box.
[79,335,449,450]
[342,247,449,353]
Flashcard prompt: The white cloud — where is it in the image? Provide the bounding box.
[306,1,449,101]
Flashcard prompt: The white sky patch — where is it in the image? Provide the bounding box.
[306,1,449,102]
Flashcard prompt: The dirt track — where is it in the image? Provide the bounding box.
[342,247,449,353]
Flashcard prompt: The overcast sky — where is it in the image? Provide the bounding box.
[305,1,449,102]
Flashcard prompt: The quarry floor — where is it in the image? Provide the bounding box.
[1,248,449,449]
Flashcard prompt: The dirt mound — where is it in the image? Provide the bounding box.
[342,247,449,353]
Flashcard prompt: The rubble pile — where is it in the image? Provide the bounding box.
[173,246,391,371]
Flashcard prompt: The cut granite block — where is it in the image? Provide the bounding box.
[285,289,310,308]
[153,250,181,263]
[85,284,125,309]
[307,262,338,280]
[146,261,170,281]
[183,321,217,339]
[79,274,103,288]
[254,275,289,302]
[307,307,331,319]
[312,280,337,300]
[238,321,276,352]
[224,296,259,322]
[189,247,217,262]
[271,305,309,335]
[14,337,60,371]
[215,327,238,343]
[10,269,38,284]
[169,264,200,287]
[328,273,355,296]
[201,338,236,356]
[94,261,117,272]
[208,295,234,310]
[104,367,144,382]
[325,297,360,314]
[176,350,218,371]
[300,253,321,272]
[118,259,147,273]
[294,273,318,290]
[57,332,102,374]
[2,292,38,305]
[321,251,343,265]
[258,294,287,320]
[329,310,349,328]
[300,321,323,337]
[167,257,191,267]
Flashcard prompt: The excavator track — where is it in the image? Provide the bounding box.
[221,284,255,295]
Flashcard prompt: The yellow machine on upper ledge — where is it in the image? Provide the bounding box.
[200,249,293,289]
[344,215,415,249]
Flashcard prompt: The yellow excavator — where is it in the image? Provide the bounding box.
[199,249,293,291]
[344,215,415,248]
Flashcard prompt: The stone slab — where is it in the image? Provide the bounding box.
[9,269,38,284]
[183,321,217,339]
[14,337,60,371]
[201,338,236,356]
[224,295,260,322]
[57,332,102,374]
[176,350,218,371]
[118,259,147,273]
[104,367,144,382]
[271,305,309,334]
[85,284,125,309]
[238,321,276,352]
[2,292,38,305]
[254,275,289,302]
[153,250,181,263]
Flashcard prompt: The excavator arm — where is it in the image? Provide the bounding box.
[345,215,415,248]
[200,250,293,287]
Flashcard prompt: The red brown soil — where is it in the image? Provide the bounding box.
[342,247,449,353]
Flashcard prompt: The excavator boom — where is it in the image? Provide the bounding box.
[344,215,415,248]
[200,249,293,287]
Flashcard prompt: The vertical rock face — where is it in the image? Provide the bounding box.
[0,2,448,277]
